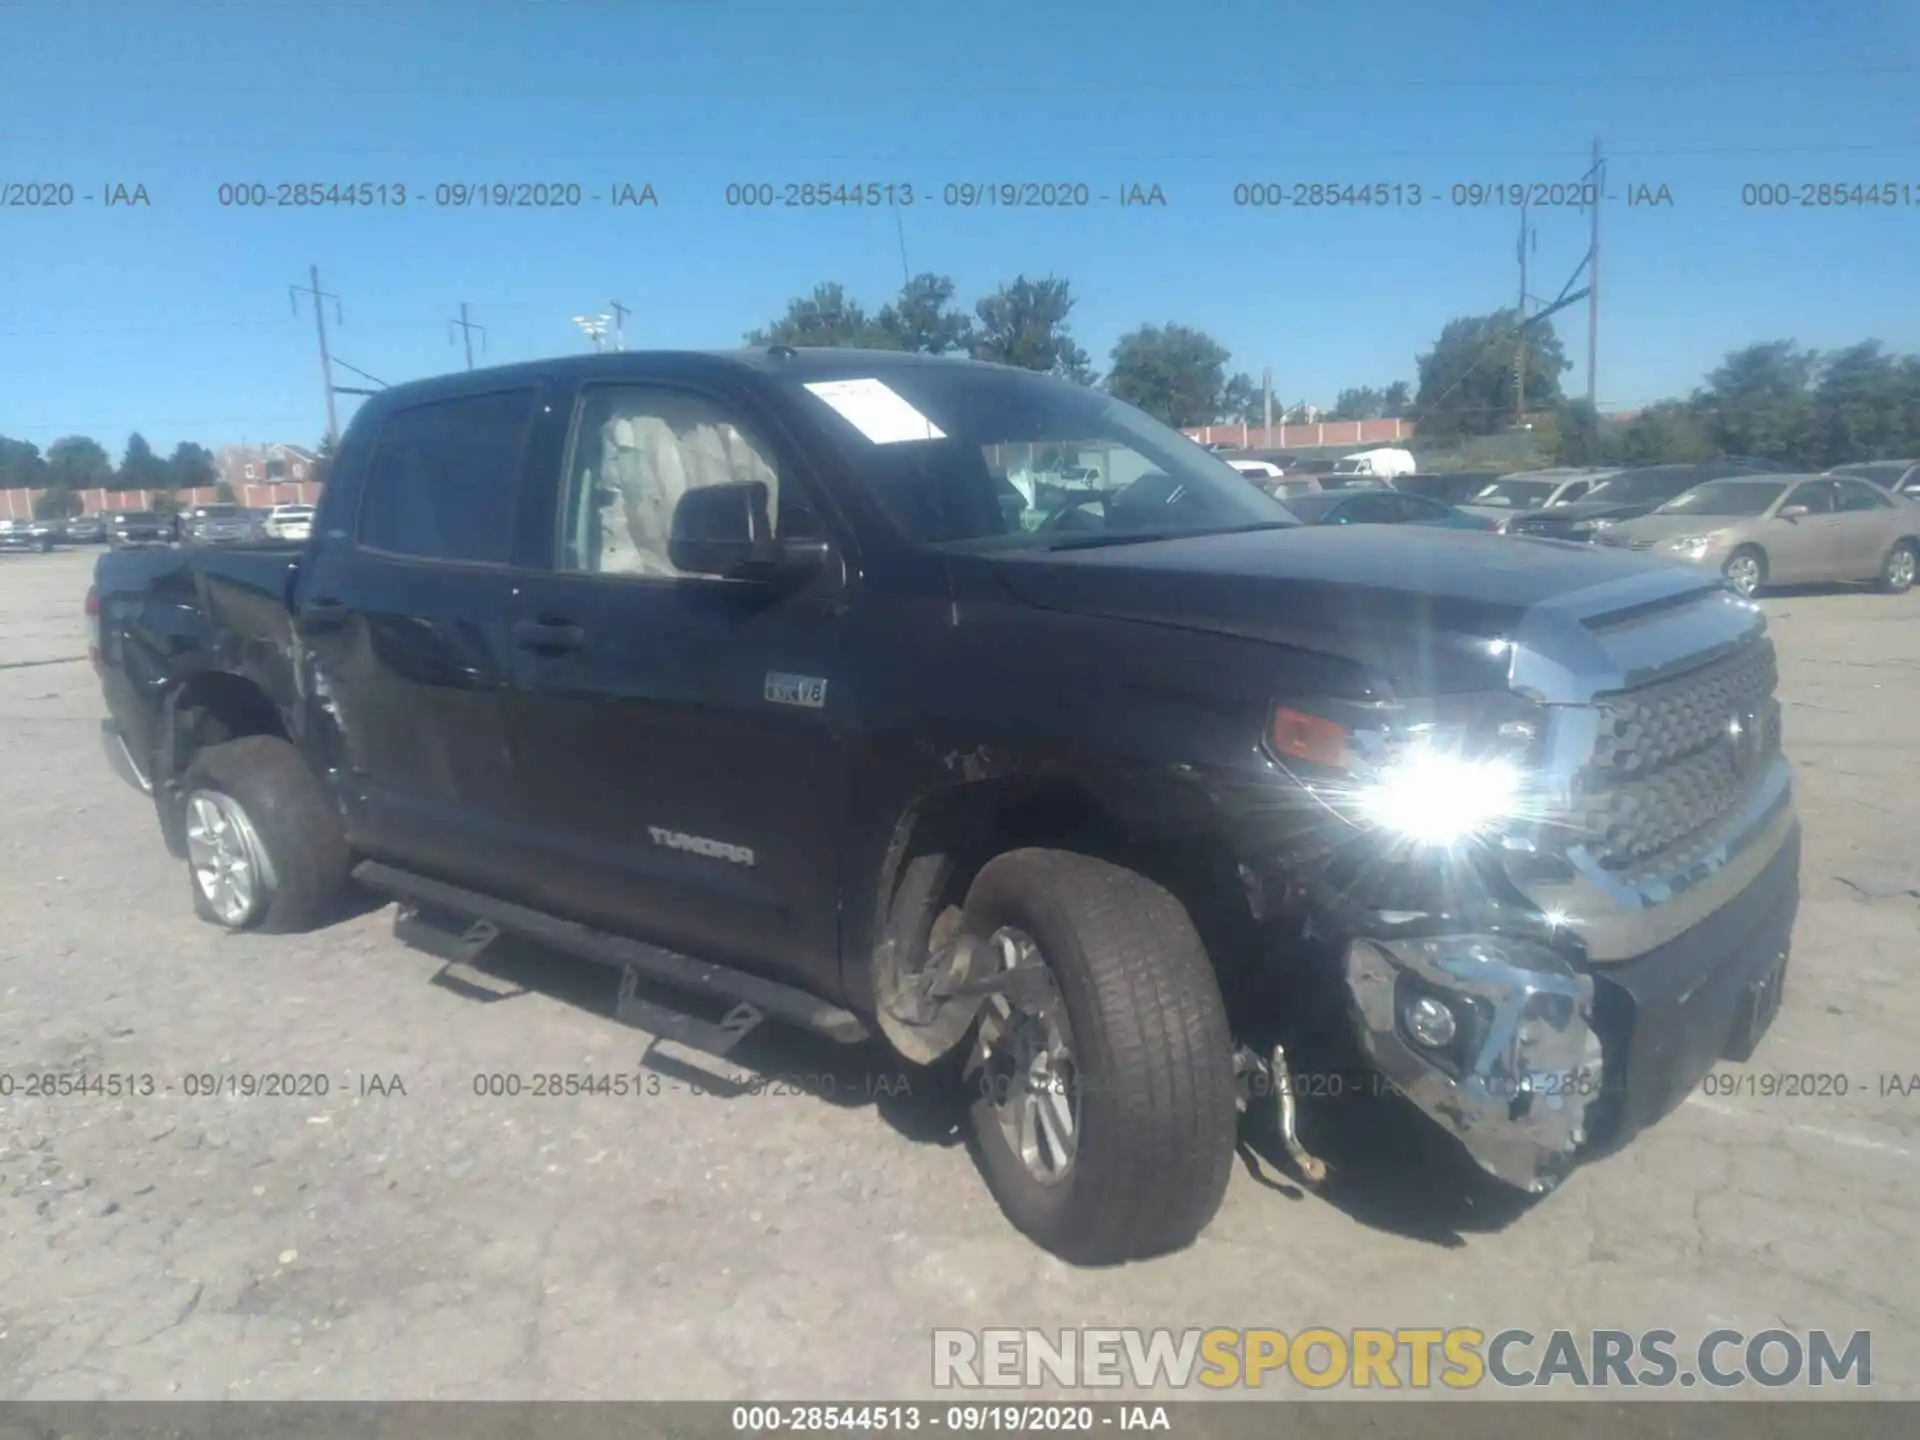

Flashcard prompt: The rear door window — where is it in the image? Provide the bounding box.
[356,389,537,564]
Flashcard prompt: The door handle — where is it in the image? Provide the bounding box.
[513,619,585,654]
[300,596,348,633]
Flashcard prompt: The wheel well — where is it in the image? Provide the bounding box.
[871,779,1259,1007]
[167,672,287,778]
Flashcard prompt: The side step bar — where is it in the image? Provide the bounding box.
[352,860,869,1045]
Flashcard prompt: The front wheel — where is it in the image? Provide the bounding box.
[1723,547,1767,598]
[1879,540,1917,594]
[957,848,1238,1265]
[178,735,351,933]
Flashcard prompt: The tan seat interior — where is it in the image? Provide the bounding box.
[590,395,780,576]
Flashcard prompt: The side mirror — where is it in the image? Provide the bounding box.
[667,481,828,584]
[1778,504,1810,520]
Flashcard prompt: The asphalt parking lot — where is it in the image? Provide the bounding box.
[0,545,1916,1403]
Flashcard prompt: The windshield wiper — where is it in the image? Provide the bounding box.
[1044,520,1296,552]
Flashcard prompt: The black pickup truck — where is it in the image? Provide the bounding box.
[91,348,1799,1263]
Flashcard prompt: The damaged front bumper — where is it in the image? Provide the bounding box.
[1336,819,1802,1195]
[1344,932,1603,1193]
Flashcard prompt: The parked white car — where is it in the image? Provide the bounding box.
[1225,459,1285,481]
[263,503,316,540]
[1330,446,1417,480]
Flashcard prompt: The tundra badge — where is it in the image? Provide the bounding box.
[765,671,827,708]
[647,827,756,867]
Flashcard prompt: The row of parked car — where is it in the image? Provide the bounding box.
[0,502,315,553]
[1213,452,1920,597]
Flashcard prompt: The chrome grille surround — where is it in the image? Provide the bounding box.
[1495,568,1795,963]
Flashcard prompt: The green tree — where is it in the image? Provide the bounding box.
[1104,323,1250,428]
[971,276,1094,383]
[1693,340,1819,467]
[214,481,237,503]
[1413,310,1571,440]
[1382,380,1412,418]
[35,487,82,519]
[166,441,217,490]
[0,437,49,489]
[1810,342,1913,466]
[745,282,896,348]
[1618,401,1716,465]
[1331,386,1381,420]
[46,435,114,490]
[875,273,976,355]
[312,434,337,487]
[119,432,169,491]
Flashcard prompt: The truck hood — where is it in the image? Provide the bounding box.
[983,525,1696,696]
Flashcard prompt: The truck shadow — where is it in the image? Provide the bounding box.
[402,912,1539,1245]
[409,917,968,1145]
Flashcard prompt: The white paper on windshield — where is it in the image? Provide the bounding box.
[804,378,947,445]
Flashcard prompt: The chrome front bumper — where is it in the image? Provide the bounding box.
[1344,933,1603,1193]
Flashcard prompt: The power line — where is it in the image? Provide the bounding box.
[10,138,1917,160]
[11,63,1911,95]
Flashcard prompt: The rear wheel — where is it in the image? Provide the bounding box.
[957,848,1238,1265]
[1879,540,1917,594]
[1723,547,1767,598]
[179,736,350,933]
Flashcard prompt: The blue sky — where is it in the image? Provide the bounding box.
[2,0,1916,454]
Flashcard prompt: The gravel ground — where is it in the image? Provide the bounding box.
[0,547,1915,1403]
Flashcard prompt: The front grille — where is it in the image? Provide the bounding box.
[1573,638,1781,871]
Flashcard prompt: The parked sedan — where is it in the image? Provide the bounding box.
[1278,488,1495,530]
[1596,474,1920,596]
[181,503,256,545]
[1454,467,1620,531]
[262,502,316,540]
[1503,459,1778,542]
[106,510,173,548]
[1391,470,1510,506]
[1828,459,1920,500]
[62,512,109,543]
[0,516,60,552]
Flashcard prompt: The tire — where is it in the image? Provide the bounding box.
[957,848,1238,1264]
[1879,540,1917,594]
[1723,546,1767,598]
[178,735,350,933]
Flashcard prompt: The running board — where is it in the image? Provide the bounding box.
[353,861,869,1045]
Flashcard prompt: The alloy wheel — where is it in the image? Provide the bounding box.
[184,790,272,926]
[1726,555,1762,597]
[967,926,1081,1185]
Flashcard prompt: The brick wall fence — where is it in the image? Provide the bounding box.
[0,481,325,520]
[1181,418,1415,449]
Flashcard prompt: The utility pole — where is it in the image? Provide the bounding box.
[1587,136,1603,412]
[608,298,630,351]
[290,264,341,446]
[448,301,486,370]
[1515,200,1530,428]
[1262,367,1273,446]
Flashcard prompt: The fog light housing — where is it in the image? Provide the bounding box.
[1402,993,1459,1049]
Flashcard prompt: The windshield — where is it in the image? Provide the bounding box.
[1330,458,1366,473]
[1655,481,1788,517]
[1584,470,1700,505]
[1466,479,1555,510]
[196,505,240,517]
[789,365,1294,550]
[115,511,156,522]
